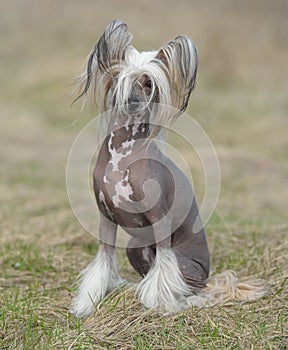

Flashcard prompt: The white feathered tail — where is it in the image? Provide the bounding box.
[187,270,268,308]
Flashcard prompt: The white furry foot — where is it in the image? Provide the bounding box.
[136,248,190,312]
[71,248,125,318]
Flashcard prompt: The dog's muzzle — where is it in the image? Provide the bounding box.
[127,95,141,112]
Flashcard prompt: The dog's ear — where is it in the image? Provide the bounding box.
[94,20,133,73]
[155,36,198,113]
[74,20,133,104]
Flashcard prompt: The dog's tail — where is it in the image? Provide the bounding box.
[187,270,268,307]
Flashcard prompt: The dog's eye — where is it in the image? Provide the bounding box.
[145,80,152,88]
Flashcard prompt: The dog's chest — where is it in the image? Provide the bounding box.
[95,167,148,230]
[94,128,148,227]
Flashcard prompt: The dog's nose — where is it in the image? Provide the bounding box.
[128,95,140,106]
[128,95,140,113]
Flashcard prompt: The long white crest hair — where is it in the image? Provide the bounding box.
[74,20,198,139]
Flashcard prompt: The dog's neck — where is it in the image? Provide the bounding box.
[107,113,150,151]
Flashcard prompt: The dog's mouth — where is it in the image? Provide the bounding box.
[127,95,141,112]
[126,100,150,115]
[128,101,140,112]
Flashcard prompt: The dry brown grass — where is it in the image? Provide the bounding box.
[60,236,287,349]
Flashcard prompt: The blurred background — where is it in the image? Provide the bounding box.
[1,0,287,247]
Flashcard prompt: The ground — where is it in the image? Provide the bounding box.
[0,0,287,349]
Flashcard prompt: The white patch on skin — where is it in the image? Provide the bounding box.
[121,138,135,149]
[99,190,105,202]
[99,190,114,220]
[109,149,132,172]
[142,247,153,264]
[132,124,139,136]
[112,170,134,207]
[103,175,109,184]
[108,132,132,172]
[106,132,137,207]
[124,116,132,131]
[108,131,115,150]
[123,169,130,183]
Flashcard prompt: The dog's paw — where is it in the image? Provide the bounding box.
[70,292,99,319]
[70,277,129,318]
[136,249,190,312]
[137,277,187,312]
[110,277,128,290]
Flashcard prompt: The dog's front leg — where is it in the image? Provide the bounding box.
[71,215,124,318]
[136,215,190,312]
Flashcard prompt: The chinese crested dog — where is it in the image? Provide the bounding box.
[71,20,267,318]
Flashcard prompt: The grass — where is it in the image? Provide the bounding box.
[1,0,288,349]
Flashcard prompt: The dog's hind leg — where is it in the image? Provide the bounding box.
[71,215,125,318]
[136,216,191,312]
[126,237,156,276]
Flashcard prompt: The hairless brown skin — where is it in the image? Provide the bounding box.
[93,106,210,291]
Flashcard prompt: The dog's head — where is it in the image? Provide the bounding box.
[75,20,198,128]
